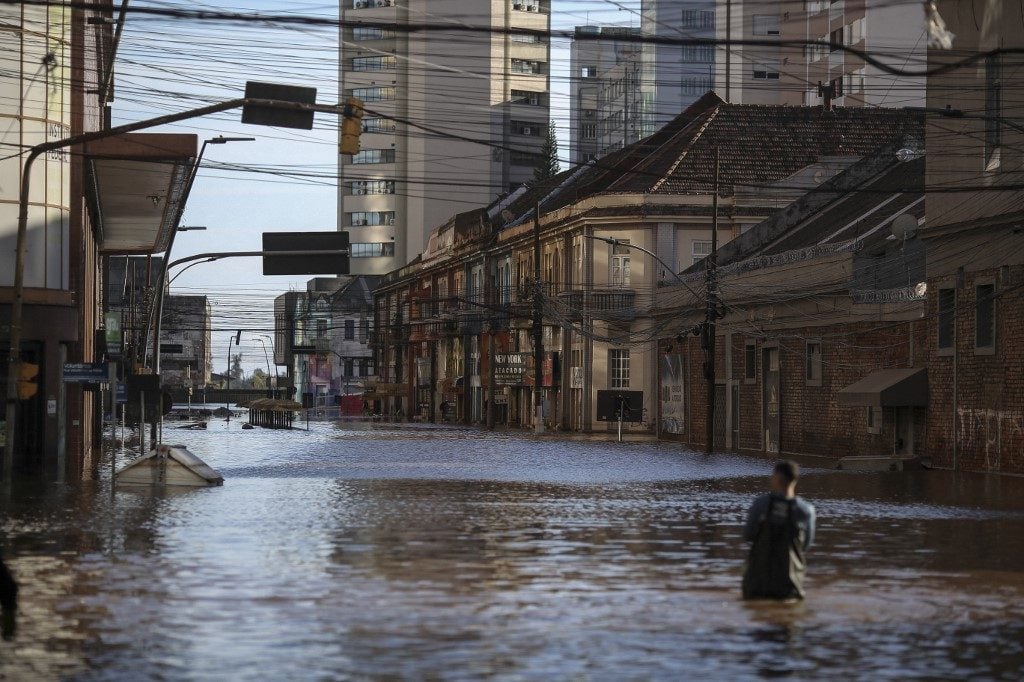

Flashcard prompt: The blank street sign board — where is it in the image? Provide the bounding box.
[262,232,350,276]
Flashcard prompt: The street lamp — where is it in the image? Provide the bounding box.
[257,334,280,393]
[253,337,273,393]
[149,135,255,373]
[581,234,702,301]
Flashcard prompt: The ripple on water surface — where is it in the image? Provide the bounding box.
[0,421,1023,680]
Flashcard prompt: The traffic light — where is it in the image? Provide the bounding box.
[340,97,364,155]
[16,362,39,400]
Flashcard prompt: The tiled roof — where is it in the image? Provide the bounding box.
[495,91,924,228]
[680,145,925,279]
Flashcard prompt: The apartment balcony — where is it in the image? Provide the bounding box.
[555,288,637,323]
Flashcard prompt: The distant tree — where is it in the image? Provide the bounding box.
[230,353,244,380]
[532,121,561,185]
[251,368,268,389]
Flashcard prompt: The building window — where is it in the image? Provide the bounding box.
[358,358,369,376]
[351,26,394,41]
[512,0,541,12]
[938,287,955,351]
[867,406,881,434]
[351,86,396,102]
[985,55,1002,169]
[344,319,356,340]
[351,56,396,71]
[512,89,543,106]
[844,17,866,44]
[753,61,781,80]
[805,341,822,385]
[351,0,393,7]
[362,117,396,133]
[681,75,713,95]
[316,319,327,338]
[752,14,780,36]
[510,120,543,136]
[349,179,395,195]
[745,342,756,382]
[830,26,846,51]
[510,151,543,166]
[581,123,597,139]
[343,359,354,377]
[681,9,715,29]
[360,317,370,342]
[511,32,544,43]
[348,211,395,227]
[609,349,630,388]
[681,45,714,63]
[580,65,597,78]
[692,240,712,265]
[350,242,397,258]
[512,59,543,74]
[351,148,395,164]
[844,68,865,94]
[975,283,995,351]
[610,239,631,286]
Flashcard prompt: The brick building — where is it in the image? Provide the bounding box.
[656,141,929,461]
[917,1,1024,474]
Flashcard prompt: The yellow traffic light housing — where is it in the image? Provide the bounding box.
[16,362,39,400]
[340,97,365,156]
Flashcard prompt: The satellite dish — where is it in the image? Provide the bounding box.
[891,214,918,240]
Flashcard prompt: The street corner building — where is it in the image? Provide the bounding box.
[0,3,197,480]
[370,92,924,435]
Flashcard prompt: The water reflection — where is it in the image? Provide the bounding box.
[0,422,1022,679]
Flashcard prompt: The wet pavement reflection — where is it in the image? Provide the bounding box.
[1,420,1024,680]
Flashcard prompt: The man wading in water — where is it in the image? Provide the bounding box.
[742,460,816,600]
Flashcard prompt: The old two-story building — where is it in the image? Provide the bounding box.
[372,93,922,430]
[274,275,380,408]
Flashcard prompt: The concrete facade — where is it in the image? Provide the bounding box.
[338,0,551,275]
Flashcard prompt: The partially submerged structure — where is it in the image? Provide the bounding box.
[116,444,224,487]
[248,399,302,429]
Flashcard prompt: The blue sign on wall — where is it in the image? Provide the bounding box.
[62,362,109,383]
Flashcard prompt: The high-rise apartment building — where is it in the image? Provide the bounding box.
[641,0,718,136]
[567,1,925,165]
[338,0,551,274]
[568,25,641,164]
[718,0,926,108]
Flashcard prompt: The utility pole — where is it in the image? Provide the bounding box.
[705,148,720,456]
[532,202,545,434]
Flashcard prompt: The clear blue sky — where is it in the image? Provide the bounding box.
[114,1,640,373]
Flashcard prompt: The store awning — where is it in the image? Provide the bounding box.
[84,133,198,254]
[837,368,928,408]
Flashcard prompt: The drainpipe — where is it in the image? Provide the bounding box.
[952,267,962,470]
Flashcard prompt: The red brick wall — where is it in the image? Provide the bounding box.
[663,319,929,460]
[924,266,1024,474]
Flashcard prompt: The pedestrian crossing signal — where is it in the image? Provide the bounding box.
[16,362,39,400]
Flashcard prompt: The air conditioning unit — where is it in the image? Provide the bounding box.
[384,216,396,225]
[354,0,366,7]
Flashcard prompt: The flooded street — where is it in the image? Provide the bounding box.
[1,421,1024,680]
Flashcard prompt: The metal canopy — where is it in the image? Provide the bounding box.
[837,368,928,408]
[84,133,198,254]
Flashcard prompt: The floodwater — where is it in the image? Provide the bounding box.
[1,420,1024,680]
